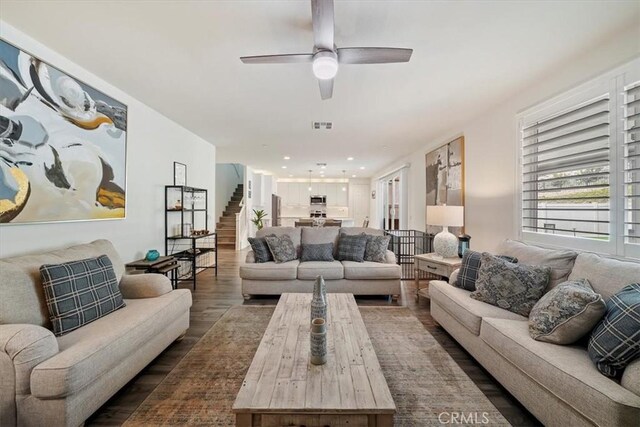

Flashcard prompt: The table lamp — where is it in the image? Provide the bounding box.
[427,205,464,258]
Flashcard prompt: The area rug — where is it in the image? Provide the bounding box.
[124,306,510,426]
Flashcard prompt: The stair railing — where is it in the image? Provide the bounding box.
[236,197,247,249]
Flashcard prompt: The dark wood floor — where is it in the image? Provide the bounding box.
[87,249,540,426]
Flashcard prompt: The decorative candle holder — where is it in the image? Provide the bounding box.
[310,318,327,365]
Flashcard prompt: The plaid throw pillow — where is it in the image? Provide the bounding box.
[337,233,368,262]
[588,283,640,378]
[40,255,125,336]
[301,243,335,262]
[248,236,273,263]
[456,250,518,291]
[264,234,297,263]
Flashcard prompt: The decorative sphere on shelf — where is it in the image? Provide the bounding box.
[145,250,160,261]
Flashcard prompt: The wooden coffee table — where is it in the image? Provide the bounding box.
[233,293,396,427]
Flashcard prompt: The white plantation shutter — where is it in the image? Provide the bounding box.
[623,81,640,256]
[521,94,611,244]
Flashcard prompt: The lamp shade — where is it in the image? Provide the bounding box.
[426,205,464,227]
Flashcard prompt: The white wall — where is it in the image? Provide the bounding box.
[371,25,640,252]
[0,22,216,261]
[215,163,243,223]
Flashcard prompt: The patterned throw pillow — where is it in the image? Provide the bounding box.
[470,253,550,316]
[529,279,606,344]
[588,283,640,378]
[337,233,368,262]
[40,255,125,336]
[456,250,518,291]
[301,243,335,262]
[248,236,273,263]
[364,235,391,263]
[264,234,297,263]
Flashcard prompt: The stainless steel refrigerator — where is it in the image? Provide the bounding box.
[272,194,281,226]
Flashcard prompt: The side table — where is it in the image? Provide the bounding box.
[414,253,461,301]
[126,256,180,289]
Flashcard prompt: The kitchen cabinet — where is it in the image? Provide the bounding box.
[337,184,348,206]
[326,183,337,206]
[278,182,290,205]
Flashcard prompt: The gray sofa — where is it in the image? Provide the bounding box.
[429,239,640,426]
[0,240,192,427]
[240,227,401,299]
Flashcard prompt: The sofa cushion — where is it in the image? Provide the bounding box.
[337,234,368,262]
[364,235,391,263]
[471,253,550,316]
[30,290,192,398]
[300,243,335,262]
[239,260,299,281]
[0,239,124,327]
[40,255,126,336]
[497,239,577,288]
[429,281,526,336]
[339,227,384,236]
[265,234,297,263]
[257,227,301,256]
[301,227,340,256]
[568,253,640,300]
[528,279,606,345]
[341,260,401,280]
[248,237,273,263]
[481,318,640,426]
[588,284,640,378]
[298,261,344,280]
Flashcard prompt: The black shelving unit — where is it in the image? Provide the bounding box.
[165,185,217,290]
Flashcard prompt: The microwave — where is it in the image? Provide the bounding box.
[310,195,326,205]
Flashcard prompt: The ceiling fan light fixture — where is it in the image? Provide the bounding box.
[312,51,338,80]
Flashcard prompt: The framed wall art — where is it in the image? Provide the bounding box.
[0,38,127,224]
[425,136,465,235]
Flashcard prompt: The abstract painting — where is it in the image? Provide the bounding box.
[0,38,127,224]
[426,136,464,235]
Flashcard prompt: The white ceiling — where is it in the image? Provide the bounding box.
[2,1,639,178]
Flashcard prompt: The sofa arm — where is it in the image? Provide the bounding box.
[0,324,58,400]
[385,250,397,264]
[119,274,172,298]
[449,268,460,285]
[622,358,640,396]
[245,250,256,264]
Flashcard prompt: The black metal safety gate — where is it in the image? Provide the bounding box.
[385,230,434,280]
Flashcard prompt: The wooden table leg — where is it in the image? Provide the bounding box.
[235,413,252,427]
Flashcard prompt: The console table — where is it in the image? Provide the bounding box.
[125,256,180,289]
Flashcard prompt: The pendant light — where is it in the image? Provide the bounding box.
[308,170,313,192]
[342,170,347,191]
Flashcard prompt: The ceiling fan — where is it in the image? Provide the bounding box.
[240,0,413,100]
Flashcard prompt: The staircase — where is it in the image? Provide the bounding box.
[216,184,243,250]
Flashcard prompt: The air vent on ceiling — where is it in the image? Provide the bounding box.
[313,121,332,130]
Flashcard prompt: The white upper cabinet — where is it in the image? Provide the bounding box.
[326,183,337,206]
[336,183,348,206]
[278,182,290,205]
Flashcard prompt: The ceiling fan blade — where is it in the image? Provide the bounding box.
[311,0,334,50]
[318,78,334,100]
[240,53,314,64]
[337,47,413,64]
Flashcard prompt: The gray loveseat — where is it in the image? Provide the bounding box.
[429,239,640,426]
[240,227,401,299]
[0,240,192,427]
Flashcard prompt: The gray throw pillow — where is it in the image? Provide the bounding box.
[364,235,391,263]
[528,279,606,344]
[301,243,335,262]
[337,233,368,262]
[470,253,550,316]
[265,234,297,263]
[40,255,125,336]
[248,236,273,263]
[456,250,518,291]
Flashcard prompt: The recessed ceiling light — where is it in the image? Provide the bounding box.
[352,174,357,178]
[359,166,365,170]
[281,166,287,169]
[347,157,354,161]
[321,165,326,169]
[289,174,293,177]
[283,156,290,160]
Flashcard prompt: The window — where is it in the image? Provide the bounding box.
[518,58,640,259]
